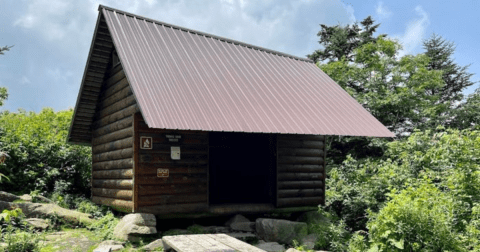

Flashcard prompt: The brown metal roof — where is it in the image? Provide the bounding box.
[69,5,395,142]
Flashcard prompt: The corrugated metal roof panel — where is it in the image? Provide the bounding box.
[100,5,394,138]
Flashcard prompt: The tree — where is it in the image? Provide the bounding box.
[308,16,384,63]
[423,34,476,106]
[449,88,480,129]
[0,45,13,55]
[0,45,11,107]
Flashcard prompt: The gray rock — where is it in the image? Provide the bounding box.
[296,211,330,225]
[231,221,256,232]
[255,242,285,252]
[255,218,308,245]
[19,194,32,201]
[141,239,164,251]
[301,234,317,250]
[113,213,157,241]
[24,218,49,230]
[93,240,125,252]
[228,232,257,242]
[203,226,230,233]
[225,214,250,227]
[0,192,20,202]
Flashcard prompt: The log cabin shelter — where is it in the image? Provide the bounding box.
[67,5,394,216]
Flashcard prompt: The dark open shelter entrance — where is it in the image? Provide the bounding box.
[209,132,276,205]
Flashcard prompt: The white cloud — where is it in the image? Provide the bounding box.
[397,6,430,56]
[342,3,356,24]
[47,68,74,83]
[375,1,392,20]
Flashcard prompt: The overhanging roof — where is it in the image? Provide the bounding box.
[68,5,394,143]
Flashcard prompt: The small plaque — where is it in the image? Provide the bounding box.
[157,168,169,178]
[171,146,180,160]
[140,137,153,149]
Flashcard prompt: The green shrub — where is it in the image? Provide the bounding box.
[1,225,43,252]
[367,183,466,251]
[0,108,91,196]
[87,212,119,240]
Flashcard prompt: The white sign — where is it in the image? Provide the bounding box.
[171,146,180,160]
[140,137,153,149]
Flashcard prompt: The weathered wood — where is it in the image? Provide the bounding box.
[137,203,208,214]
[96,95,136,119]
[93,158,133,170]
[277,197,323,207]
[101,78,130,102]
[278,172,323,181]
[139,155,207,165]
[93,116,133,137]
[92,127,133,146]
[137,175,207,186]
[277,148,324,157]
[92,104,139,129]
[92,137,133,154]
[137,166,207,175]
[206,234,265,252]
[92,179,133,189]
[278,181,323,189]
[104,69,125,89]
[277,164,324,173]
[91,188,133,200]
[277,139,324,149]
[93,147,133,162]
[138,184,207,196]
[92,169,133,179]
[278,156,324,165]
[133,112,141,213]
[92,196,133,213]
[278,189,323,198]
[139,148,208,156]
[138,194,207,207]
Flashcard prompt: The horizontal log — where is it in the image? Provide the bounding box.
[93,158,133,170]
[91,188,133,200]
[92,169,133,179]
[278,172,324,181]
[92,196,133,213]
[97,95,136,119]
[101,78,130,102]
[137,203,208,215]
[278,156,324,165]
[139,148,208,156]
[278,189,323,198]
[92,137,133,154]
[278,181,323,189]
[92,179,133,189]
[278,164,324,173]
[277,140,324,149]
[92,104,139,129]
[277,148,324,157]
[136,175,207,186]
[93,127,133,146]
[138,194,207,207]
[139,155,207,165]
[137,166,207,175]
[104,69,125,89]
[277,197,323,207]
[93,147,133,162]
[138,184,207,196]
[277,134,325,141]
[98,85,133,111]
[93,116,133,137]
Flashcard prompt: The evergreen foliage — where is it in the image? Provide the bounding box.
[308,16,383,63]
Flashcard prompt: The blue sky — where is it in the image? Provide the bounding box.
[1,0,479,112]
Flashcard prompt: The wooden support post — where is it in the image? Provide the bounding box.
[133,112,141,212]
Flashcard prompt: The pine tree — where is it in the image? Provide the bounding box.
[308,16,383,63]
[423,34,476,106]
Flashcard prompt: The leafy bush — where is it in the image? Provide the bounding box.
[0,108,91,196]
[367,183,466,251]
[87,212,119,240]
[0,226,43,252]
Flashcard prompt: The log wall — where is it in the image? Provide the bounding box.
[134,116,209,215]
[91,61,138,213]
[276,134,326,207]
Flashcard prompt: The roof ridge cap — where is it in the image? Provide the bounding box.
[98,4,313,63]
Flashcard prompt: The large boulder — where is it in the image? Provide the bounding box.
[113,213,157,241]
[256,218,307,245]
[93,240,125,252]
[225,214,255,232]
[24,218,49,230]
[141,239,164,251]
[0,192,20,202]
[255,242,285,252]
